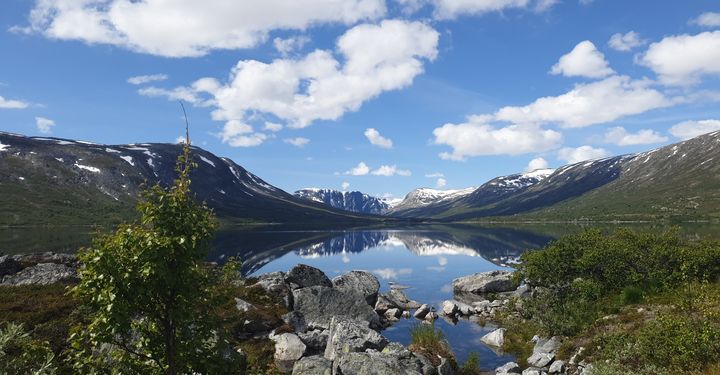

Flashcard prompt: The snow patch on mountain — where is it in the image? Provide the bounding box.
[0,141,9,152]
[74,163,100,173]
[393,187,476,210]
[119,155,134,166]
[199,155,215,167]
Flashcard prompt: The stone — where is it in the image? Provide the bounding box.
[490,300,503,308]
[521,368,546,375]
[441,300,459,316]
[514,284,531,297]
[292,355,332,375]
[282,311,307,333]
[472,300,491,313]
[496,361,521,374]
[548,360,565,374]
[375,294,396,313]
[425,311,439,321]
[414,304,431,319]
[12,252,77,266]
[453,270,516,294]
[527,352,554,368]
[401,310,411,319]
[1,263,77,285]
[324,318,388,360]
[332,270,380,306]
[384,308,401,320]
[234,297,254,312]
[292,286,380,330]
[297,329,328,354]
[254,271,293,309]
[386,288,421,309]
[0,255,22,279]
[569,347,585,365]
[438,357,454,375]
[533,336,562,355]
[333,350,430,375]
[480,328,505,347]
[456,302,474,315]
[272,333,306,373]
[285,264,332,289]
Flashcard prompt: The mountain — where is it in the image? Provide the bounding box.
[386,187,476,217]
[407,131,720,221]
[293,188,400,214]
[0,132,386,226]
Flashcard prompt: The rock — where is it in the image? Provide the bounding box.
[453,270,516,294]
[438,357,454,375]
[480,328,505,347]
[548,360,565,374]
[401,310,411,319]
[254,271,293,309]
[375,294,396,313]
[414,304,431,319]
[514,284,531,297]
[527,352,554,368]
[425,311,439,321]
[456,302,474,316]
[324,318,388,360]
[533,336,562,355]
[272,333,306,373]
[293,286,380,330]
[285,264,332,289]
[1,263,77,285]
[292,355,332,375]
[297,329,328,354]
[496,361,521,374]
[384,308,401,320]
[472,300,491,313]
[282,311,307,333]
[234,297,254,312]
[569,347,585,365]
[521,368,546,375]
[0,255,22,279]
[579,364,594,375]
[333,350,431,375]
[332,270,380,306]
[12,252,77,266]
[386,288,421,309]
[441,300,458,316]
[490,300,503,308]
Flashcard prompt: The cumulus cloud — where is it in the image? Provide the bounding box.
[263,122,283,132]
[425,172,444,177]
[495,76,670,128]
[603,126,668,146]
[273,35,310,56]
[638,31,720,86]
[0,95,29,109]
[127,74,168,85]
[364,128,393,148]
[346,161,370,175]
[19,0,386,57]
[608,31,646,52]
[669,119,720,140]
[692,12,720,28]
[436,178,447,188]
[284,137,310,147]
[35,117,55,133]
[550,40,614,78]
[433,118,562,160]
[526,157,549,171]
[432,0,530,19]
[138,86,205,105]
[372,267,412,280]
[342,181,350,191]
[218,120,267,147]
[371,165,412,176]
[557,145,611,164]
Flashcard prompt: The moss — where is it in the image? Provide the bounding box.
[236,338,281,375]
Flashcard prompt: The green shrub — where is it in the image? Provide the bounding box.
[0,322,57,375]
[622,286,643,305]
[409,324,455,367]
[459,351,480,375]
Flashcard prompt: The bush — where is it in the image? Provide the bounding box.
[622,286,643,305]
[459,351,481,375]
[0,322,57,375]
[409,324,454,367]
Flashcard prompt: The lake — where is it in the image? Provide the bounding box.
[3,223,720,370]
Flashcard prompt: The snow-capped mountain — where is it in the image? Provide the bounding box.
[293,188,399,214]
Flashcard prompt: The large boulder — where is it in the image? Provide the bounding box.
[333,350,434,375]
[297,329,328,354]
[253,271,293,309]
[285,264,332,289]
[384,288,421,310]
[332,271,380,306]
[292,355,332,375]
[453,270,516,294]
[292,286,380,330]
[272,333,306,373]
[533,336,562,355]
[324,318,388,360]
[414,304,431,319]
[12,252,76,266]
[480,328,505,348]
[1,263,77,285]
[0,255,22,279]
[527,352,554,368]
[441,300,458,316]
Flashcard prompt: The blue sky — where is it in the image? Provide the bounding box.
[1,0,720,199]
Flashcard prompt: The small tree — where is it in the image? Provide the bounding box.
[69,140,242,374]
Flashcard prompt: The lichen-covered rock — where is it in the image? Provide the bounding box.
[527,352,554,368]
[453,270,516,294]
[297,329,328,354]
[272,333,306,373]
[533,336,562,355]
[480,328,505,347]
[385,288,421,309]
[324,318,388,361]
[254,271,293,309]
[285,264,332,289]
[496,361,521,374]
[293,286,380,330]
[332,270,380,306]
[1,263,77,285]
[521,368,546,375]
[333,350,431,375]
[292,355,332,375]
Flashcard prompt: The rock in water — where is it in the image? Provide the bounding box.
[453,270,516,294]
[441,300,458,316]
[292,355,332,375]
[1,263,77,285]
[272,333,306,373]
[324,318,388,360]
[480,328,505,347]
[414,304,430,319]
[292,286,380,330]
[285,264,332,289]
[385,288,421,309]
[332,270,380,306]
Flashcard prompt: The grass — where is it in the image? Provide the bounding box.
[408,324,455,367]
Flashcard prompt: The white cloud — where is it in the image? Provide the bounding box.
[425,172,444,177]
[603,126,668,146]
[0,95,29,109]
[432,0,530,20]
[372,267,412,280]
[20,0,386,57]
[371,165,412,176]
[638,31,720,86]
[273,35,310,56]
[138,86,204,105]
[534,0,559,12]
[364,128,393,149]
[127,74,168,85]
[436,177,447,188]
[495,76,670,128]
[341,181,350,190]
[35,116,55,133]
[263,122,283,132]
[218,120,267,147]
[175,136,186,144]
[669,119,720,140]
[608,31,646,52]
[284,137,310,147]
[433,119,562,160]
[692,12,720,28]
[557,145,611,164]
[346,161,370,176]
[526,157,549,171]
[550,40,614,78]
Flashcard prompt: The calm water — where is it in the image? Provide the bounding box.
[3,223,720,369]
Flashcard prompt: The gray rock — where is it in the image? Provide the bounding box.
[425,311,439,321]
[254,271,293,309]
[285,264,332,289]
[548,360,565,374]
[333,350,429,375]
[375,294,396,313]
[297,329,328,354]
[414,304,431,319]
[234,297,254,312]
[384,308,401,320]
[472,300,491,313]
[12,252,77,266]
[527,352,554,368]
[324,318,388,361]
[1,263,77,285]
[496,361,521,374]
[522,368,546,375]
[438,357,454,375]
[533,336,562,355]
[401,310,411,319]
[385,288,421,310]
[333,270,380,306]
[453,270,516,294]
[441,300,458,316]
[272,333,306,373]
[292,355,332,375]
[282,311,307,333]
[293,286,380,330]
[569,347,584,365]
[480,328,505,347]
[0,255,22,279]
